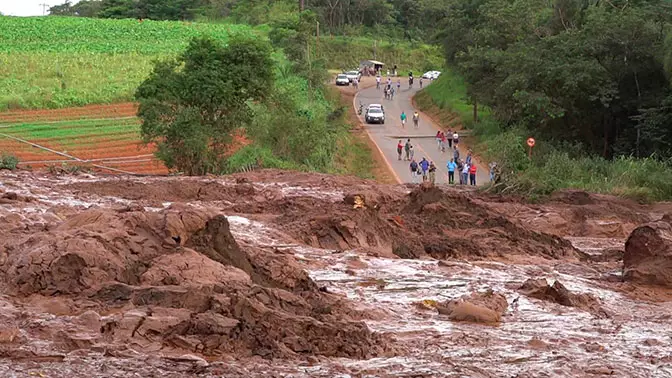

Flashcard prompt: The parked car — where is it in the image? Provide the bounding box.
[335,74,350,86]
[345,70,361,82]
[365,107,385,124]
[422,70,441,80]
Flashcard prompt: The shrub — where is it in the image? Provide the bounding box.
[0,154,19,170]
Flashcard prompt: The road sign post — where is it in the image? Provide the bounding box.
[527,137,535,159]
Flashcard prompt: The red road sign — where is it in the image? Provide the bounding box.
[527,137,536,147]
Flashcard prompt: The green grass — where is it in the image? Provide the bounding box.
[415,67,672,202]
[1,118,140,140]
[0,16,257,110]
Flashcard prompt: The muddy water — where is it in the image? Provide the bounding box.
[229,218,672,378]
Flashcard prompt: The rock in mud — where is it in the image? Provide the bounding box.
[518,278,606,316]
[436,289,508,324]
[623,218,672,287]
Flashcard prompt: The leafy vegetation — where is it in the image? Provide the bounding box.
[0,154,19,170]
[418,71,672,202]
[136,36,274,175]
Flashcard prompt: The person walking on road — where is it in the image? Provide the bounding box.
[409,144,415,161]
[400,111,407,128]
[376,76,381,90]
[420,158,430,182]
[469,163,477,185]
[353,77,359,90]
[453,146,460,162]
[419,77,423,88]
[409,159,419,183]
[404,138,411,161]
[461,163,470,186]
[436,131,442,151]
[397,140,403,161]
[453,131,459,147]
[390,86,395,100]
[465,150,473,166]
[447,158,457,184]
[428,161,437,185]
[441,132,447,153]
[489,161,497,182]
[457,159,465,184]
[413,111,419,129]
[397,79,401,91]
[447,129,453,149]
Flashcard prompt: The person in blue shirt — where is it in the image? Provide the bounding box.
[420,157,430,182]
[447,158,457,184]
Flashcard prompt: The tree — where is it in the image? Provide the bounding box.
[50,0,103,17]
[135,36,274,175]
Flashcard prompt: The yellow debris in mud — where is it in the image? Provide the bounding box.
[353,195,366,209]
[423,299,438,308]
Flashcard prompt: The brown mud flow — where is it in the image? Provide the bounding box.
[0,169,671,376]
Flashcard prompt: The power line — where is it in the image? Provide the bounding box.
[39,3,50,15]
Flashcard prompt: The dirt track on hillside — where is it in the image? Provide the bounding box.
[0,169,671,376]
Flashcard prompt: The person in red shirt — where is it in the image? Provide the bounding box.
[440,132,447,153]
[469,164,477,185]
[397,140,403,160]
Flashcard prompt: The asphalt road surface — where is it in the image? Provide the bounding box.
[355,79,490,185]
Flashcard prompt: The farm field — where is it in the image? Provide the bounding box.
[0,16,257,110]
[0,103,167,174]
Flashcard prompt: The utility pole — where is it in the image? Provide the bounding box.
[39,3,50,15]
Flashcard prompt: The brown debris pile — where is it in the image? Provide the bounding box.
[0,205,391,360]
[277,185,582,261]
[623,215,672,287]
[518,278,606,316]
[436,289,508,324]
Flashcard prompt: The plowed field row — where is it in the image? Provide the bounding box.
[0,105,167,175]
[0,103,138,123]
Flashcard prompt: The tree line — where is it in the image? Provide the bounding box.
[48,0,444,40]
[438,0,672,159]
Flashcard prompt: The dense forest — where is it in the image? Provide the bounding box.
[438,0,672,160]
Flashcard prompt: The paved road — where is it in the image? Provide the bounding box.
[355,80,490,185]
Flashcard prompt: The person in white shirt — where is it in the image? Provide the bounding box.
[453,132,459,146]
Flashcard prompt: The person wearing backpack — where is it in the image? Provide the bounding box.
[447,158,457,184]
[409,159,419,183]
[469,163,477,185]
[428,161,437,185]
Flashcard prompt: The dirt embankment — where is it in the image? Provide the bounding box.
[0,203,392,362]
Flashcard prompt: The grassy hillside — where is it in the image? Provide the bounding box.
[0,17,254,110]
[417,70,672,201]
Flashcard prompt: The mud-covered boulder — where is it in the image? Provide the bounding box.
[436,289,508,324]
[518,278,606,316]
[623,218,672,287]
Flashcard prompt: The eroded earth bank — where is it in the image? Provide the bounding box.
[0,170,671,377]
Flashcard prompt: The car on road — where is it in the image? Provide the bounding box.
[335,74,350,86]
[365,107,385,124]
[422,71,441,80]
[344,70,361,82]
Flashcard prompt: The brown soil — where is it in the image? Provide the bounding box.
[2,169,672,375]
[0,204,392,362]
[0,103,137,123]
[623,216,672,287]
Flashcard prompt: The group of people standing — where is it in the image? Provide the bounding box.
[400,135,481,186]
[447,151,478,186]
[435,130,458,153]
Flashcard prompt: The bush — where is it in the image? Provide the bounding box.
[0,154,19,170]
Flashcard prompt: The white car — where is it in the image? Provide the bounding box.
[335,74,350,86]
[345,70,361,82]
[422,71,441,80]
[365,107,385,124]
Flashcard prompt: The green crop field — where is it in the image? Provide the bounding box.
[0,16,257,110]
